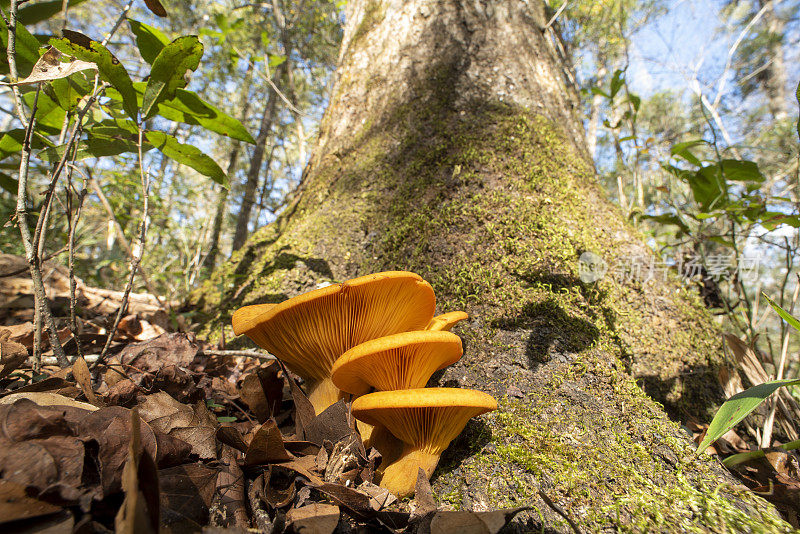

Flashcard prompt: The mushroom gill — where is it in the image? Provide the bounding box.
[231,271,436,414]
[351,388,497,497]
[330,330,463,396]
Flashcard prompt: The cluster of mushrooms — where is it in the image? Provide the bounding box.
[231,271,497,497]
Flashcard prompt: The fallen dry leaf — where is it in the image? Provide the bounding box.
[115,409,159,534]
[72,355,101,407]
[286,503,340,534]
[0,334,27,379]
[160,463,218,531]
[245,420,293,466]
[0,479,63,524]
[138,391,218,459]
[0,391,98,411]
[429,508,530,534]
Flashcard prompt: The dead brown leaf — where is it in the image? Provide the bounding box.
[138,392,218,459]
[429,508,530,534]
[115,408,159,534]
[72,355,101,407]
[286,503,340,534]
[245,420,293,466]
[160,463,218,532]
[3,47,96,86]
[0,333,27,379]
[211,446,248,528]
[0,480,63,524]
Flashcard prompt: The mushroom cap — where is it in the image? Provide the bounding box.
[425,311,468,332]
[331,330,462,395]
[351,388,497,453]
[231,272,436,382]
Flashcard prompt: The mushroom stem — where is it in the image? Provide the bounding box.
[364,424,403,472]
[378,446,440,497]
[307,377,344,414]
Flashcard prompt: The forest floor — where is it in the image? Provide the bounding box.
[0,253,797,532]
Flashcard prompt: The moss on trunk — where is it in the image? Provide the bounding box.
[191,1,788,530]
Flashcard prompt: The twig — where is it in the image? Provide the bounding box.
[4,0,29,128]
[543,1,569,32]
[538,488,581,534]
[101,0,134,47]
[66,169,87,359]
[199,349,276,360]
[232,45,309,118]
[14,84,69,367]
[94,127,151,369]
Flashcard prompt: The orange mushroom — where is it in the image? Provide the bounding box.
[330,330,463,396]
[231,271,436,414]
[425,311,468,332]
[331,330,462,455]
[351,388,497,497]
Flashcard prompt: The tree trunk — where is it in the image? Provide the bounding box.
[585,63,607,159]
[759,0,789,121]
[231,65,284,252]
[195,1,785,529]
[203,147,240,271]
[203,69,257,271]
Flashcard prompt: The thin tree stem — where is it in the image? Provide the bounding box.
[4,0,28,128]
[15,85,69,367]
[94,127,151,369]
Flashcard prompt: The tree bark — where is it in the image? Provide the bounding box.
[195,1,785,530]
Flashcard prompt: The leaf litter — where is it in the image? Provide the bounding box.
[0,320,530,533]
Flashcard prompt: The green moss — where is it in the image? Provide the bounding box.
[350,0,385,48]
[432,374,789,532]
[192,58,787,529]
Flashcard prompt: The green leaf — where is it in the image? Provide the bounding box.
[16,0,89,25]
[639,213,690,233]
[21,89,65,131]
[628,93,641,112]
[689,164,728,211]
[107,84,254,143]
[0,129,49,160]
[145,130,227,185]
[158,90,255,143]
[722,439,800,467]
[217,416,237,423]
[698,378,800,452]
[670,140,705,167]
[590,86,609,98]
[708,235,735,248]
[609,69,624,98]
[719,159,764,182]
[0,16,42,76]
[763,293,800,333]
[39,133,142,161]
[141,36,204,120]
[43,73,92,112]
[0,172,18,193]
[128,20,169,64]
[50,32,138,121]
